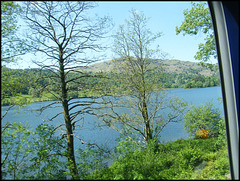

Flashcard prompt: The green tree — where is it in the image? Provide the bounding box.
[97,9,186,145]
[23,2,111,178]
[1,122,67,180]
[28,87,41,98]
[1,122,33,180]
[1,1,28,63]
[196,81,203,88]
[176,2,217,70]
[27,124,67,179]
[1,2,32,107]
[184,101,222,138]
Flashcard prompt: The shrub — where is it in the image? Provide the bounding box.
[1,123,67,180]
[214,118,228,149]
[177,146,202,170]
[184,101,222,138]
[195,129,210,139]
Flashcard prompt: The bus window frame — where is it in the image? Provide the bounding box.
[208,1,239,180]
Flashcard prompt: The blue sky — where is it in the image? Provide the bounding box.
[9,1,217,69]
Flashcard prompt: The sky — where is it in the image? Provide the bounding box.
[8,1,217,69]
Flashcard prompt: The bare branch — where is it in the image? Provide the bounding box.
[1,105,15,121]
[23,2,111,177]
[154,115,179,138]
[71,134,111,154]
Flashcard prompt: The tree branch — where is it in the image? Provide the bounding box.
[71,134,111,154]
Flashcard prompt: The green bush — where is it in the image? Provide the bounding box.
[88,137,230,180]
[76,144,110,179]
[2,122,229,180]
[177,146,202,170]
[184,101,222,138]
[197,147,230,179]
[1,122,67,180]
[214,118,228,149]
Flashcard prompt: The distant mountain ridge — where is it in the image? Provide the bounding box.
[82,59,216,76]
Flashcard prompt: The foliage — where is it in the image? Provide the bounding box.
[1,122,67,180]
[26,124,67,180]
[76,145,110,179]
[88,137,230,180]
[176,2,216,64]
[214,118,228,149]
[2,125,229,180]
[28,87,41,98]
[1,1,31,108]
[184,101,222,138]
[197,147,230,180]
[1,61,221,106]
[1,1,28,63]
[1,1,21,37]
[1,122,33,179]
[195,129,210,139]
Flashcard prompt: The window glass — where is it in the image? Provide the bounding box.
[1,1,231,180]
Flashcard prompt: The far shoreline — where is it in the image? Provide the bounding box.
[1,86,221,107]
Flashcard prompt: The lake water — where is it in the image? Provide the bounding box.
[1,86,224,152]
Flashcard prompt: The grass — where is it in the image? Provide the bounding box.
[1,93,57,106]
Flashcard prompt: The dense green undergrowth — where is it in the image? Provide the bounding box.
[1,122,230,180]
[87,137,230,180]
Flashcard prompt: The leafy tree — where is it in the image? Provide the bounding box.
[1,2,31,107]
[23,1,111,178]
[193,75,205,83]
[196,81,203,88]
[1,122,33,180]
[28,87,41,98]
[184,101,222,138]
[97,9,186,145]
[1,122,67,180]
[176,2,217,70]
[26,124,67,180]
[1,1,28,63]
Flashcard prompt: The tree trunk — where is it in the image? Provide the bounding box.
[59,52,78,179]
[142,97,152,143]
[140,60,152,143]
[139,52,152,143]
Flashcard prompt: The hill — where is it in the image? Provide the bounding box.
[2,59,220,106]
[82,59,216,76]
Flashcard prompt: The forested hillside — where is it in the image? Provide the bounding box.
[81,58,220,89]
[2,59,220,106]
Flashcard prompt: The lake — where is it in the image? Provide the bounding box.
[1,86,224,151]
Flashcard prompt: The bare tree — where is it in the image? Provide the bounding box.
[23,1,111,179]
[96,9,186,145]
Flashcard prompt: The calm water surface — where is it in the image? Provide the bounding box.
[1,87,224,151]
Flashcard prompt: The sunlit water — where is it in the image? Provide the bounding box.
[1,86,223,149]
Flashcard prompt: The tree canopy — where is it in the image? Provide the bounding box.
[1,1,28,63]
[176,2,217,68]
